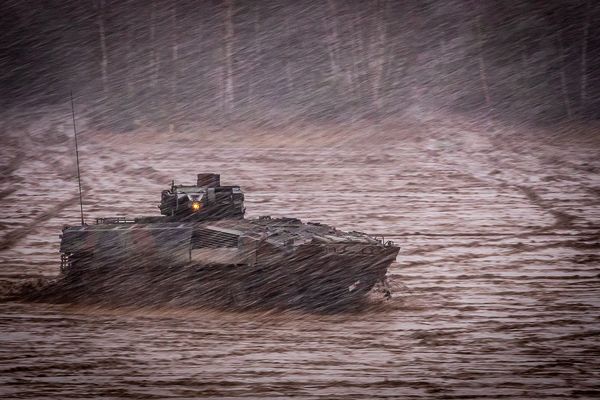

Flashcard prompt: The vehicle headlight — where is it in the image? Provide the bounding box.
[191,201,202,211]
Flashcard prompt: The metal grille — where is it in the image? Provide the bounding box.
[192,228,238,248]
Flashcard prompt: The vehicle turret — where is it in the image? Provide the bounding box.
[159,173,245,221]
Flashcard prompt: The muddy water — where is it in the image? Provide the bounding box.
[1,117,599,398]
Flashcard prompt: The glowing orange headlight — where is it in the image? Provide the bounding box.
[191,201,201,211]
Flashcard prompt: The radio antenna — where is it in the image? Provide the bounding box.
[70,91,85,226]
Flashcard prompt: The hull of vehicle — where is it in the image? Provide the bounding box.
[56,218,399,309]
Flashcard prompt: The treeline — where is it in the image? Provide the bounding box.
[1,0,599,129]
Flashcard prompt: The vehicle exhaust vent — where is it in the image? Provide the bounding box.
[192,228,238,248]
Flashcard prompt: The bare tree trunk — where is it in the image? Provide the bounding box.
[147,0,161,118]
[341,8,353,90]
[519,43,530,109]
[520,44,528,70]
[224,0,234,113]
[392,3,412,99]
[216,65,224,111]
[475,14,491,108]
[125,8,134,98]
[170,1,178,132]
[284,14,293,94]
[249,3,262,100]
[96,0,108,95]
[350,9,365,118]
[370,0,387,111]
[171,2,178,98]
[324,0,340,84]
[439,38,447,76]
[150,1,159,90]
[580,0,590,114]
[556,29,572,119]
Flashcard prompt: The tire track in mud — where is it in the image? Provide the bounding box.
[414,136,590,263]
[88,134,176,185]
[396,231,600,256]
[0,194,80,251]
[481,135,588,229]
[399,234,600,269]
[0,150,25,187]
[517,185,577,230]
[395,227,600,259]
[0,187,17,201]
[0,114,91,256]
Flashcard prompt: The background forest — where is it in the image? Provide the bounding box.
[1,0,599,131]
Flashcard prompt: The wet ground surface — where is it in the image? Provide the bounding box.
[1,112,599,398]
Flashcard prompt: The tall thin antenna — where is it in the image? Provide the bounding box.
[70,91,85,226]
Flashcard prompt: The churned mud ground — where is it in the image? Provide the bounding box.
[1,108,599,398]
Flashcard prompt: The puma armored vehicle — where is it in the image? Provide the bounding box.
[57,173,399,309]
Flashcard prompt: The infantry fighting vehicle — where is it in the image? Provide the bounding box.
[57,174,399,309]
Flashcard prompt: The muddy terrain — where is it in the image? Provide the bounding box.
[1,109,599,398]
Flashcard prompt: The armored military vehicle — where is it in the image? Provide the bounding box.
[57,173,399,309]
